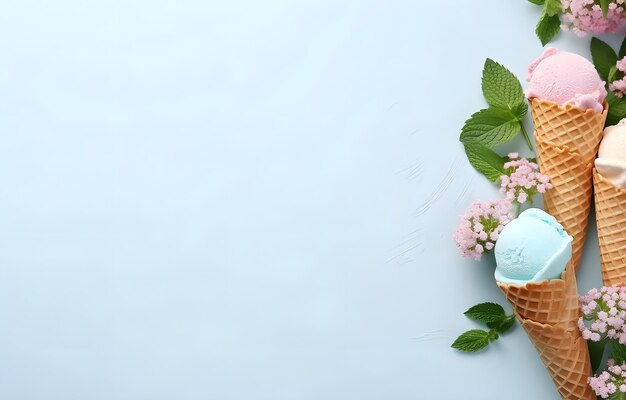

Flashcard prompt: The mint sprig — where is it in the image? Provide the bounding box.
[451,330,494,352]
[459,59,531,182]
[536,13,561,46]
[529,0,562,45]
[487,315,516,334]
[463,142,507,182]
[591,37,618,81]
[460,108,521,147]
[464,302,506,323]
[459,60,531,150]
[543,0,562,16]
[451,302,517,353]
[589,37,626,126]
[482,59,525,111]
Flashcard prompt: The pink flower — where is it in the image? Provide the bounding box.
[452,199,514,261]
[561,0,626,36]
[610,56,626,98]
[590,359,626,398]
[580,287,626,343]
[499,155,553,205]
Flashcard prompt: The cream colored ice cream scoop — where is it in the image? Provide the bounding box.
[596,118,626,189]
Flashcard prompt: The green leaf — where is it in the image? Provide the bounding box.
[451,329,490,352]
[619,36,626,58]
[487,315,517,334]
[511,102,529,120]
[609,65,620,83]
[482,59,525,111]
[536,12,561,46]
[601,0,610,18]
[588,339,608,372]
[463,142,507,182]
[528,0,544,5]
[611,341,626,364]
[544,0,562,16]
[591,37,618,81]
[460,108,521,148]
[609,391,626,400]
[607,91,626,126]
[464,302,506,324]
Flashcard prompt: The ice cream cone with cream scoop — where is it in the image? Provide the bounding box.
[495,208,595,400]
[526,48,608,273]
[593,119,626,286]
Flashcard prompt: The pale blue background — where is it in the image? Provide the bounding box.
[0,1,616,399]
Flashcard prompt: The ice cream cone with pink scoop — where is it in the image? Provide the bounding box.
[526,48,608,273]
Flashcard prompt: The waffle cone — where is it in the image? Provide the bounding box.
[530,98,607,272]
[594,169,626,286]
[497,266,595,400]
[530,98,606,163]
[534,138,593,272]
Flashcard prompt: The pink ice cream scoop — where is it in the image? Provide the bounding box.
[526,48,607,113]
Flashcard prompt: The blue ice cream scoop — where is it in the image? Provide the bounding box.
[494,208,573,285]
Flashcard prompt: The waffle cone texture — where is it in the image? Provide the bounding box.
[530,98,607,273]
[497,266,595,400]
[594,169,626,286]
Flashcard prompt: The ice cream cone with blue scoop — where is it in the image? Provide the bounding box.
[496,209,595,400]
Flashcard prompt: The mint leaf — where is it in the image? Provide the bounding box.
[451,329,490,352]
[511,102,529,120]
[601,0,610,17]
[588,339,608,372]
[487,315,516,334]
[460,108,521,148]
[607,91,626,126]
[609,391,626,400]
[591,37,618,81]
[482,59,525,111]
[536,12,561,46]
[609,65,620,83]
[465,302,506,323]
[544,0,562,16]
[612,341,626,364]
[463,142,507,182]
[619,36,626,58]
[528,0,544,5]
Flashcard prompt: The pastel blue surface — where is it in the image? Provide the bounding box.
[0,1,613,399]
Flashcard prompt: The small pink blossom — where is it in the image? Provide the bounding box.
[590,359,626,398]
[561,0,626,36]
[610,56,626,98]
[580,286,626,343]
[452,199,514,261]
[499,155,553,205]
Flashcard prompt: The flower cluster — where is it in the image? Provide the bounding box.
[579,287,626,343]
[561,0,626,36]
[610,57,626,98]
[453,199,514,261]
[589,359,626,398]
[499,153,553,204]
